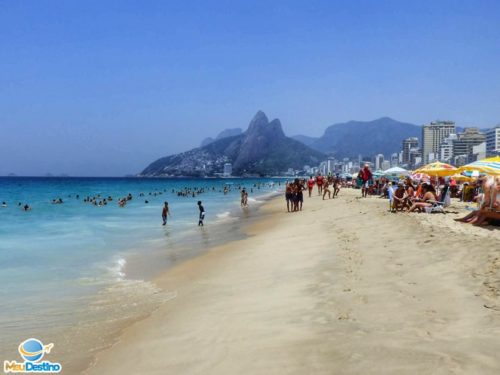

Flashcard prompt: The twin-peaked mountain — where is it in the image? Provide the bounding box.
[140,111,325,177]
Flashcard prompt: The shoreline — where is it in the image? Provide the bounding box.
[51,191,283,375]
[83,189,499,374]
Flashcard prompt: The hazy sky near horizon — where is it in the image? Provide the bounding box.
[1,0,499,176]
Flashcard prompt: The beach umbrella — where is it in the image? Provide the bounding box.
[449,173,473,182]
[414,161,457,177]
[458,156,500,176]
[372,169,385,178]
[383,167,410,176]
[410,172,430,181]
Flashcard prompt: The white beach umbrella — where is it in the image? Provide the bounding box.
[383,167,410,176]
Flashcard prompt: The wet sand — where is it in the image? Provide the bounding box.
[84,188,500,375]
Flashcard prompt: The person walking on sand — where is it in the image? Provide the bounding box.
[161,202,170,225]
[307,176,315,197]
[360,164,373,198]
[197,200,205,226]
[316,173,324,195]
[323,178,332,200]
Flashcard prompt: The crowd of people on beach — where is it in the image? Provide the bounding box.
[285,174,342,212]
[281,162,499,227]
[354,163,500,226]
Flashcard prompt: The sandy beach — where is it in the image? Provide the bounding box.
[84,188,500,375]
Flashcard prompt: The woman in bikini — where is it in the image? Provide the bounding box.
[408,184,438,213]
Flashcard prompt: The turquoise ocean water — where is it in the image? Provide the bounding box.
[0,177,283,369]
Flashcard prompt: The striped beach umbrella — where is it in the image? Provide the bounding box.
[414,161,457,177]
[458,156,500,176]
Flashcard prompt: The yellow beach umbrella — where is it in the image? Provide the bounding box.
[449,173,473,182]
[458,156,500,176]
[414,161,458,177]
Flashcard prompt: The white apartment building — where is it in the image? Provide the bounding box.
[486,126,500,156]
[422,121,456,163]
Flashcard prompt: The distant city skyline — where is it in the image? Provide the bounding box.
[1,1,499,176]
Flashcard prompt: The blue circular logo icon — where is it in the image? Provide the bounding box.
[18,338,46,362]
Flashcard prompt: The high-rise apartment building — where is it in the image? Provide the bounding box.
[486,126,500,156]
[422,121,456,163]
[439,133,458,162]
[374,154,384,170]
[402,137,419,165]
[452,128,486,164]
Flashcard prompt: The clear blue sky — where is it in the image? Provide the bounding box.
[1,0,499,176]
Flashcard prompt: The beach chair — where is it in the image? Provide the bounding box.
[426,185,450,213]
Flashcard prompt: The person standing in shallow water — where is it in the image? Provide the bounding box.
[197,201,205,226]
[162,202,170,225]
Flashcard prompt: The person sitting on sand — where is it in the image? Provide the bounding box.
[392,182,407,212]
[408,184,437,213]
[455,176,498,225]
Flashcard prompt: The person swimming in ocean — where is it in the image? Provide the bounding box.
[197,200,205,226]
[162,202,170,225]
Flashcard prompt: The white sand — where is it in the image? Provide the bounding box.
[84,188,500,375]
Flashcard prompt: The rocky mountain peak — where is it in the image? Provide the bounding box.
[246,111,270,134]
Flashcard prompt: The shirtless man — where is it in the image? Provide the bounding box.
[322,179,331,200]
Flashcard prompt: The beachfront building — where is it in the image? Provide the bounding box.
[452,128,486,165]
[381,160,391,170]
[223,163,232,177]
[402,137,419,165]
[439,133,458,162]
[471,142,486,162]
[374,154,384,170]
[486,126,500,156]
[422,120,456,163]
[390,153,399,167]
[326,158,335,174]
